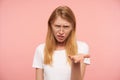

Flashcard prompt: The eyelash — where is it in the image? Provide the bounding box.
[63,26,69,28]
[55,25,69,28]
[55,25,61,27]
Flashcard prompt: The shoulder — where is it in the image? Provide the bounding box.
[35,43,45,52]
[77,40,89,48]
[77,40,89,54]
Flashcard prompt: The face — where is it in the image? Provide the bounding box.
[51,16,73,43]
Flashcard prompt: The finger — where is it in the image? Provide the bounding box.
[68,55,71,59]
[78,53,90,58]
[84,54,90,58]
[70,56,76,60]
[68,56,74,62]
[75,56,84,63]
[74,58,80,63]
[79,58,84,63]
[72,56,79,63]
[69,55,80,63]
[74,60,78,63]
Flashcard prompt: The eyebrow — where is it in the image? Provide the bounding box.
[54,24,70,26]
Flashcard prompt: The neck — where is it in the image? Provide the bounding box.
[57,42,65,46]
[56,42,66,50]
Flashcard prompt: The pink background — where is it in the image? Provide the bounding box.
[0,0,120,80]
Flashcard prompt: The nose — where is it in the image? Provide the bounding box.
[59,27,64,35]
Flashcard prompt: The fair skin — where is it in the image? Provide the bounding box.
[36,16,89,80]
[51,16,73,46]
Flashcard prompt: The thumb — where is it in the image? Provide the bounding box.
[68,55,72,59]
[68,55,74,61]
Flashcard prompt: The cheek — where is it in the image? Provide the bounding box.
[65,30,72,36]
[68,28,73,34]
[52,29,57,36]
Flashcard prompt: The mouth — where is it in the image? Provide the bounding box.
[57,35,64,40]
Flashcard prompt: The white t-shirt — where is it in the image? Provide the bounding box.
[32,41,90,80]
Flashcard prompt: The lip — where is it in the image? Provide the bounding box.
[57,35,64,40]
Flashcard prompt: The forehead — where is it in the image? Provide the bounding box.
[53,16,72,25]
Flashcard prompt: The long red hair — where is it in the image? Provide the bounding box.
[44,6,78,65]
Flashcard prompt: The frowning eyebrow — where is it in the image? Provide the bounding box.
[53,24,70,27]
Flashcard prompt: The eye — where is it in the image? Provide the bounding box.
[55,25,61,28]
[63,25,69,28]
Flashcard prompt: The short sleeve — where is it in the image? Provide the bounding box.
[77,41,90,65]
[32,45,44,68]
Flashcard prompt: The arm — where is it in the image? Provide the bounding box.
[36,68,44,80]
[80,62,87,80]
[70,62,87,80]
[69,54,89,80]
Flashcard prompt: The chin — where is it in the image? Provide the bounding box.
[57,40,65,43]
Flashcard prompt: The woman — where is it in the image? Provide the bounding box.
[32,6,90,80]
